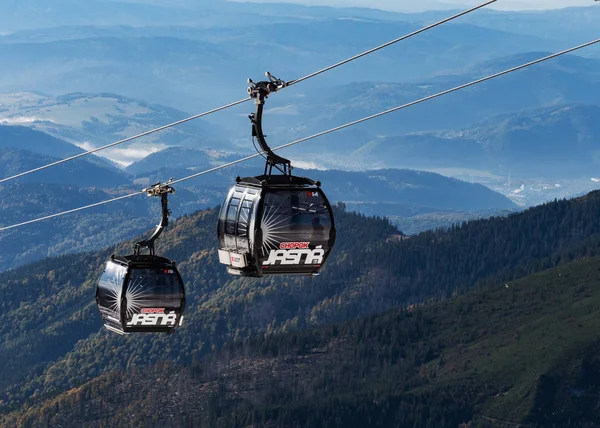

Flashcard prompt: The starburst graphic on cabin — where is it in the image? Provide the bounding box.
[124,276,150,320]
[260,197,294,255]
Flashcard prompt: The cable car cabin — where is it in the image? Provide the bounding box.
[96,255,186,335]
[217,175,336,277]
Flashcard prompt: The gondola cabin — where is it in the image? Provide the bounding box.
[218,74,337,277]
[95,180,186,335]
[217,175,336,277]
[96,255,186,335]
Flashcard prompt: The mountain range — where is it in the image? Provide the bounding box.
[352,104,600,179]
[2,3,600,425]
[0,5,574,112]
[0,93,230,165]
[0,1,597,193]
[0,125,515,272]
[269,53,600,148]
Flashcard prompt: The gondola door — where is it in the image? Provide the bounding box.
[121,261,185,334]
[217,185,261,276]
[96,257,186,335]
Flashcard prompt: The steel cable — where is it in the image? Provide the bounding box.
[0,0,495,184]
[1,38,597,232]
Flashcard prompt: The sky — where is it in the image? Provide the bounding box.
[237,0,596,12]
[440,0,594,10]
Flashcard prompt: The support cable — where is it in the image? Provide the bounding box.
[2,38,596,233]
[0,98,251,185]
[286,0,497,87]
[0,0,495,185]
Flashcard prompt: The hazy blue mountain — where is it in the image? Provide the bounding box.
[0,18,556,114]
[353,104,600,180]
[0,140,515,271]
[0,123,131,177]
[0,179,203,271]
[315,168,517,212]
[0,0,322,31]
[459,6,600,45]
[0,124,82,158]
[353,133,486,170]
[383,7,600,47]
[0,147,130,187]
[0,0,209,31]
[125,146,243,176]
[0,92,233,165]
[0,3,588,151]
[137,160,517,214]
[269,53,600,150]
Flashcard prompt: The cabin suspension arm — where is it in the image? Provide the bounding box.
[248,72,293,176]
[134,179,175,256]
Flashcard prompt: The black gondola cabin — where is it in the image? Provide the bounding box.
[217,175,336,277]
[95,181,186,335]
[96,255,186,335]
[218,74,337,277]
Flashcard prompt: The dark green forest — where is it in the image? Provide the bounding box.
[3,190,600,426]
[8,255,600,427]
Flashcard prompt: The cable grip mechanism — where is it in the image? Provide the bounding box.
[248,71,287,101]
[247,72,292,177]
[144,178,175,197]
[134,178,176,256]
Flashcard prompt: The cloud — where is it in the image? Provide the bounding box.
[105,145,169,166]
[294,160,328,170]
[73,141,168,167]
[0,116,55,124]
[76,141,95,152]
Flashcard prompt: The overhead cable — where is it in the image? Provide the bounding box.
[262,39,600,156]
[286,0,497,87]
[2,38,596,233]
[0,0,495,185]
[0,192,144,232]
[0,98,251,185]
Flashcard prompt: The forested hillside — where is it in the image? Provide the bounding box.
[3,191,600,425]
[11,255,600,428]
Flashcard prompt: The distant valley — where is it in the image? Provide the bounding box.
[0,92,230,165]
[0,3,597,208]
[0,125,515,271]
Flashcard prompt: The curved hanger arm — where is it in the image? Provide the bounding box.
[248,73,292,176]
[134,180,175,256]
